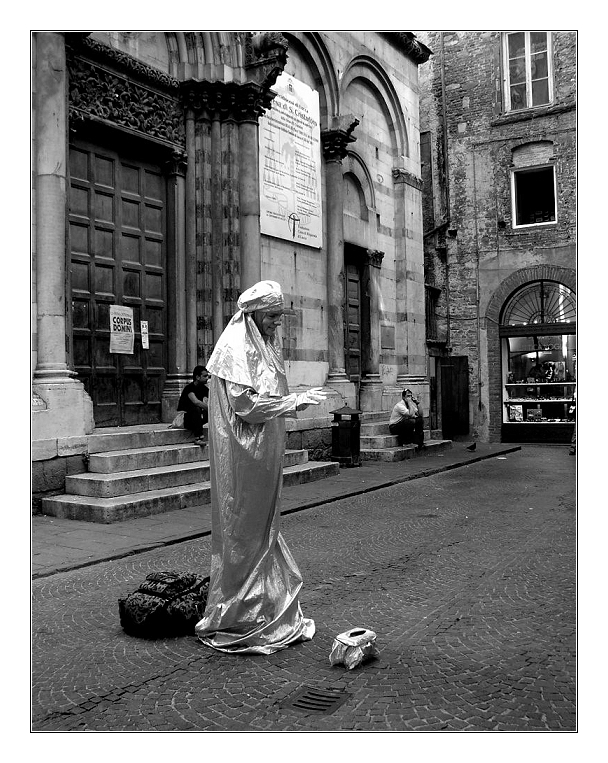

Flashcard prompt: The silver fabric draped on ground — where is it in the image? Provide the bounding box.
[194,375,315,654]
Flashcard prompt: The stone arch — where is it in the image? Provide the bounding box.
[343,150,376,218]
[485,265,576,441]
[511,140,555,167]
[344,173,368,221]
[486,265,576,325]
[340,55,408,159]
[281,32,339,125]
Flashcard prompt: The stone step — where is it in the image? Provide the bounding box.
[282,460,339,485]
[88,443,310,474]
[360,434,399,448]
[88,442,209,473]
[361,445,418,462]
[360,421,391,436]
[360,430,434,448]
[41,460,339,523]
[360,410,392,422]
[66,461,211,498]
[361,439,453,462]
[65,449,309,498]
[86,425,195,454]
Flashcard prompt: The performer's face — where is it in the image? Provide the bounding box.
[254,310,283,337]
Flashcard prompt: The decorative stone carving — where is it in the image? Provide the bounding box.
[245,32,289,91]
[365,249,385,269]
[382,32,432,64]
[164,149,188,176]
[182,80,276,123]
[66,34,181,90]
[392,167,423,191]
[321,117,360,162]
[67,55,185,147]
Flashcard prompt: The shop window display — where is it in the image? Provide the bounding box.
[499,280,575,441]
[502,334,576,424]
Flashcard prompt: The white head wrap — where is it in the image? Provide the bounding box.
[206,281,289,396]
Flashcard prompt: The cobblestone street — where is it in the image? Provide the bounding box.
[32,446,575,734]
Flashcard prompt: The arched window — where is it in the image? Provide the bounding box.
[501,280,576,326]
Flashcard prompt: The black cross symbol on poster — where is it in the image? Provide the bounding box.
[288,212,300,238]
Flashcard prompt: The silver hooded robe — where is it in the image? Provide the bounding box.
[195,281,315,654]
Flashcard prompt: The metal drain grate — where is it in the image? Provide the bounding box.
[281,686,349,715]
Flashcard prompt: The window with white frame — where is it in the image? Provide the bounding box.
[503,32,552,112]
[511,165,556,227]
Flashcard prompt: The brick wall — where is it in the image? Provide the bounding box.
[417,31,576,440]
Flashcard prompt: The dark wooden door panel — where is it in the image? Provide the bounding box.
[439,356,470,439]
[69,141,167,427]
[345,263,361,382]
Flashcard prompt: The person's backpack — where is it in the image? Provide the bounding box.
[118,570,209,638]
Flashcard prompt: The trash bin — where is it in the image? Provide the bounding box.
[330,405,362,467]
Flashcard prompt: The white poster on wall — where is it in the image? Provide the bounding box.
[140,320,149,350]
[109,305,134,355]
[259,72,322,248]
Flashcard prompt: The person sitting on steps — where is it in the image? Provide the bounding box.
[389,388,424,450]
[177,366,210,445]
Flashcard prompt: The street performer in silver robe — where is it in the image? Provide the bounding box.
[195,280,328,654]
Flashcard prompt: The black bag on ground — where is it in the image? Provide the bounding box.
[118,570,209,638]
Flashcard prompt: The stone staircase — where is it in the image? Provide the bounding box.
[359,412,452,462]
[41,424,339,524]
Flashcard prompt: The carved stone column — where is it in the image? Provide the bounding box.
[183,71,282,350]
[161,150,189,422]
[185,109,198,371]
[239,117,262,290]
[359,249,385,411]
[32,32,93,439]
[321,118,359,393]
[393,166,429,408]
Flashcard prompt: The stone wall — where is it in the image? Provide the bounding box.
[417,31,576,441]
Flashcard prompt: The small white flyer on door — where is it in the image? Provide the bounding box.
[109,305,134,354]
[140,320,149,350]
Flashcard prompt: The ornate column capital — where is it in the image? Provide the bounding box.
[181,80,276,123]
[245,32,289,91]
[321,116,359,162]
[365,249,385,269]
[164,149,188,177]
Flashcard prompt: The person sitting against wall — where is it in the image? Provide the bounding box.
[177,366,210,445]
[389,389,424,450]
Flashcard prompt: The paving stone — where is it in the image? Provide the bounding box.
[31,445,575,731]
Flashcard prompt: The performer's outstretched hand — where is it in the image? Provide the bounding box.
[296,387,329,410]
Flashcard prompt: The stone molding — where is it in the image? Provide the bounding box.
[321,117,360,162]
[181,80,276,123]
[392,167,423,191]
[66,34,181,90]
[67,54,185,147]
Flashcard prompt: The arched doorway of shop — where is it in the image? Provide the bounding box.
[68,130,168,427]
[499,279,576,443]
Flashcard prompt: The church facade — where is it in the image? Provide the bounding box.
[32,31,432,498]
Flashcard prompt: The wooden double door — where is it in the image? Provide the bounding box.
[69,139,167,427]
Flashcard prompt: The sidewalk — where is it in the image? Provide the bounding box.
[32,442,522,578]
